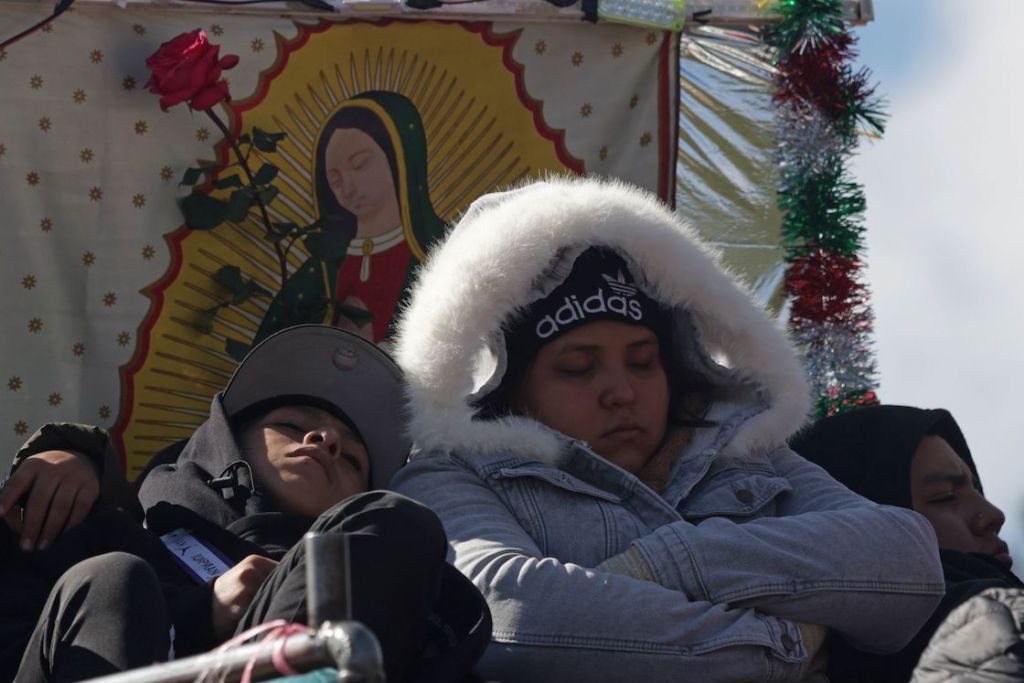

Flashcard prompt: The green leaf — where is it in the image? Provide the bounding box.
[196,306,219,334]
[252,127,287,153]
[180,167,203,186]
[179,192,228,230]
[225,338,251,362]
[243,279,272,299]
[258,186,279,205]
[213,265,244,294]
[214,175,244,189]
[253,164,279,185]
[226,188,254,223]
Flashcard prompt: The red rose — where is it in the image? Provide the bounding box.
[145,29,240,112]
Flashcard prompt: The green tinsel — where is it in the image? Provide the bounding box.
[779,162,866,257]
[767,0,847,57]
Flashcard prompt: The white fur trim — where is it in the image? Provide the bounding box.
[395,176,811,463]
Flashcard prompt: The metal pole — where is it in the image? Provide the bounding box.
[305,531,352,627]
[82,621,383,683]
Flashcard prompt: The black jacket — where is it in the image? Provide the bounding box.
[8,396,491,681]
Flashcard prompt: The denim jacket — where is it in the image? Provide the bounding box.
[392,401,945,682]
[390,179,945,681]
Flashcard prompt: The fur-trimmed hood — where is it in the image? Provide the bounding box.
[395,176,810,465]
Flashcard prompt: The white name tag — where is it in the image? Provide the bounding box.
[160,528,232,585]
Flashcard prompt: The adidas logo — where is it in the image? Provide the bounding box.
[535,272,644,339]
[602,271,638,298]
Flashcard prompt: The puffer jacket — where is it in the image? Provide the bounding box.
[389,176,946,682]
[912,587,1024,682]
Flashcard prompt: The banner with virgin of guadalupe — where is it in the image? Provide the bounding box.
[0,4,680,475]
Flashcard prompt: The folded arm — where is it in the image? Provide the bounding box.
[393,453,810,683]
[629,446,944,652]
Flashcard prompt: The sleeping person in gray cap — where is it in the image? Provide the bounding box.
[1,325,490,683]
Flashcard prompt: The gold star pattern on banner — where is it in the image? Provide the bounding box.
[38,117,51,132]
[123,76,136,91]
[132,193,146,208]
[195,127,209,142]
[72,342,85,357]
[580,103,593,118]
[0,48,6,62]
[21,275,36,289]
[30,75,43,89]
[117,331,131,347]
[41,23,53,34]
[72,89,87,104]
[89,186,102,202]
[48,392,62,407]
[159,166,173,181]
[535,40,546,55]
[251,38,264,53]
[211,24,224,36]
[132,24,145,35]
[82,251,95,266]
[645,32,657,45]
[40,217,53,232]
[639,132,652,147]
[26,172,40,186]
[8,377,22,392]
[28,318,42,333]
[0,142,5,157]
[98,405,111,420]
[80,148,94,163]
[103,292,117,307]
[89,49,103,64]
[629,94,639,109]
[134,120,147,135]
[14,421,28,436]
[599,146,608,160]
[571,51,583,67]
[142,245,156,260]
[611,43,623,57]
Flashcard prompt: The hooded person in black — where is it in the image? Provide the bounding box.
[2,326,490,683]
[790,404,1021,682]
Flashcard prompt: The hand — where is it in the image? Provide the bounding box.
[0,450,99,552]
[795,621,829,677]
[211,555,279,640]
[336,295,374,342]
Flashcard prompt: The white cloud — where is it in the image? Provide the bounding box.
[855,1,1024,566]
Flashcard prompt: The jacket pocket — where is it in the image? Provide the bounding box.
[680,467,792,521]
[494,463,623,503]
[489,463,625,561]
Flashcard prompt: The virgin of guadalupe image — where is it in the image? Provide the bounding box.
[255,90,445,343]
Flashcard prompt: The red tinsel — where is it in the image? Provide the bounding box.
[773,34,873,125]
[785,249,869,324]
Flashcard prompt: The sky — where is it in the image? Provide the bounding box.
[852,1,1024,567]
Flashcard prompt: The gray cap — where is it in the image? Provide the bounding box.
[222,325,409,488]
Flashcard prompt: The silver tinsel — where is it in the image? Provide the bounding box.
[793,315,878,405]
[775,103,853,184]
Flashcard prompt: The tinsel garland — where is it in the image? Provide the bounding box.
[764,0,885,417]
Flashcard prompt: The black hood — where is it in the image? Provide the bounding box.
[137,395,312,558]
[789,405,980,510]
